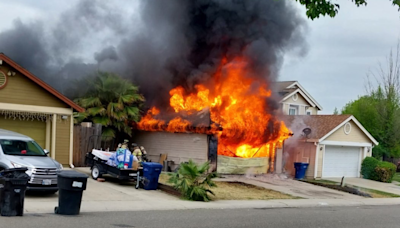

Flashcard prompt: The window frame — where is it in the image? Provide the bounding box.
[288,104,299,115]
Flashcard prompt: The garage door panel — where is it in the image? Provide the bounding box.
[0,116,46,148]
[323,146,360,178]
[134,131,208,165]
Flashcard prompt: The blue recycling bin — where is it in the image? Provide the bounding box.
[294,162,309,179]
[142,162,163,190]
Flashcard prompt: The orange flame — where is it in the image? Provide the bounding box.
[137,57,291,167]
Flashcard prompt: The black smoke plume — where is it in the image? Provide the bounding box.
[0,0,308,108]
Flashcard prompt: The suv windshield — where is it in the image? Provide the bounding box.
[0,139,46,156]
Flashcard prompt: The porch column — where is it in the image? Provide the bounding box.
[51,114,57,160]
[69,114,74,167]
[45,117,51,151]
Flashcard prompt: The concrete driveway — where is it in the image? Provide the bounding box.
[325,177,400,195]
[219,175,364,199]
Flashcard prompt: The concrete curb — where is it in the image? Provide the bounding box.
[24,198,400,214]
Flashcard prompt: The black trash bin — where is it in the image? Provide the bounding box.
[55,170,88,215]
[0,167,30,216]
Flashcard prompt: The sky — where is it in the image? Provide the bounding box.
[0,0,399,114]
[281,1,400,114]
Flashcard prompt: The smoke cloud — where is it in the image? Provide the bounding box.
[0,0,308,107]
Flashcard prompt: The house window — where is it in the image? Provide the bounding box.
[344,122,352,135]
[292,93,298,101]
[289,105,298,115]
[306,110,312,115]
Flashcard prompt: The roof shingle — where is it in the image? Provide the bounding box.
[282,115,352,140]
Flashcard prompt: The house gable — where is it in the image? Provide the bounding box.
[319,116,378,145]
[282,91,309,106]
[323,119,371,144]
[0,53,84,112]
[277,81,323,111]
[0,64,69,108]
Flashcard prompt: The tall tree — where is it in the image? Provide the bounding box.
[333,107,339,115]
[342,43,400,160]
[295,0,400,20]
[74,72,145,138]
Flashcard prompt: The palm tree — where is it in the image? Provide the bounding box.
[74,71,144,138]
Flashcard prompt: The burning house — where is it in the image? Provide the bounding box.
[131,0,307,174]
[133,58,292,174]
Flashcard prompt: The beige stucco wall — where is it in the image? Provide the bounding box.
[306,107,318,115]
[324,120,371,143]
[290,93,309,106]
[0,65,68,108]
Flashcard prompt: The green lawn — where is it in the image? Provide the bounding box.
[392,173,400,182]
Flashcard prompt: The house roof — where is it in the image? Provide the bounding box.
[273,81,323,111]
[282,115,378,145]
[274,81,297,93]
[0,53,84,112]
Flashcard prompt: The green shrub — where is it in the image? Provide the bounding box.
[168,160,217,202]
[361,157,379,179]
[374,161,397,183]
[361,157,396,183]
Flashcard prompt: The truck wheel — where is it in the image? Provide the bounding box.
[91,165,102,180]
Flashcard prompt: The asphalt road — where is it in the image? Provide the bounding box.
[3,206,400,228]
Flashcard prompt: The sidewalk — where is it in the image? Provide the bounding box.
[25,197,400,214]
[326,177,400,195]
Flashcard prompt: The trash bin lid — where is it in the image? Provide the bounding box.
[0,167,29,178]
[1,167,28,173]
[142,162,163,168]
[58,170,88,179]
[294,162,309,165]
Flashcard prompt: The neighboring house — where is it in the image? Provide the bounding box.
[277,115,378,178]
[272,81,379,178]
[274,81,323,115]
[0,53,84,166]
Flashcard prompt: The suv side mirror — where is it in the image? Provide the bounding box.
[44,149,50,155]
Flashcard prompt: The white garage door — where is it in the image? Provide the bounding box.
[322,146,361,178]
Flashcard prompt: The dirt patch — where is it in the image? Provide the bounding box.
[158,173,173,186]
[212,181,297,200]
[158,173,297,200]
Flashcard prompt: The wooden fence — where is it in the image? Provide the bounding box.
[73,123,102,167]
